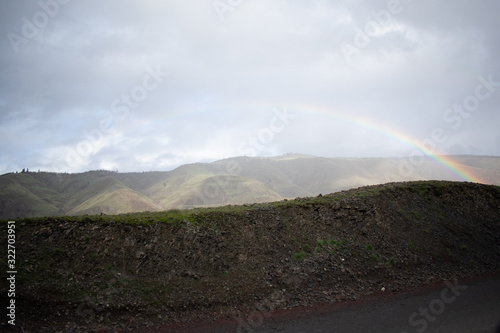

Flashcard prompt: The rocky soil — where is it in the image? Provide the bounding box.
[1,181,499,332]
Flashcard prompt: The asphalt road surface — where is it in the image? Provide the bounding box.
[239,276,500,333]
[148,274,500,333]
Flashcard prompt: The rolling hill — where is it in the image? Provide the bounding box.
[3,181,500,331]
[1,154,499,218]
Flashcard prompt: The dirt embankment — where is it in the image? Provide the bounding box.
[1,181,500,332]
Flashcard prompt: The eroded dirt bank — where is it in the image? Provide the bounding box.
[1,181,500,332]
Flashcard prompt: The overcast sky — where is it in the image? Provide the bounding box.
[1,0,499,174]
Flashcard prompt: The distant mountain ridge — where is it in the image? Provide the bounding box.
[1,154,499,218]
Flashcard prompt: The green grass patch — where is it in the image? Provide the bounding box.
[52,247,64,257]
[293,251,307,260]
[385,257,396,268]
[316,240,329,253]
[407,241,419,251]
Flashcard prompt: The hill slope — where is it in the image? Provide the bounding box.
[1,155,499,218]
[2,181,499,331]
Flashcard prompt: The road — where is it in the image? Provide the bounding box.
[143,274,500,333]
[247,276,500,333]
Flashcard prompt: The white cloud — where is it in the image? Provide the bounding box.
[0,0,499,174]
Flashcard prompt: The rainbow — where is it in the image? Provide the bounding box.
[286,103,480,183]
[175,101,481,182]
[207,101,480,183]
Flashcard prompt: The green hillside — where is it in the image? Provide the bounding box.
[0,173,63,217]
[1,155,499,219]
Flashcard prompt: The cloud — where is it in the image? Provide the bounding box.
[0,0,499,174]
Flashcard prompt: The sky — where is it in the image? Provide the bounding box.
[1,0,499,174]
